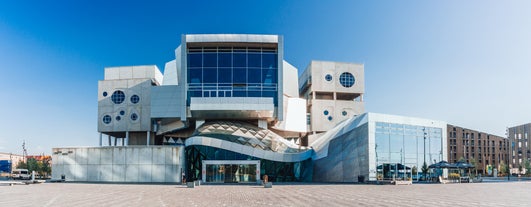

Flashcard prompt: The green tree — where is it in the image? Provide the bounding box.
[499,160,507,177]
[15,160,27,169]
[524,159,531,176]
[41,157,51,178]
[26,158,39,173]
[421,162,429,181]
[469,157,478,176]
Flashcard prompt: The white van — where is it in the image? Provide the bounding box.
[12,169,30,180]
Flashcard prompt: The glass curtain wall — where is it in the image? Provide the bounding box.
[186,146,306,182]
[186,46,278,106]
[375,122,443,181]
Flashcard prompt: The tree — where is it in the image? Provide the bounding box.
[15,160,27,169]
[26,158,39,173]
[469,157,478,176]
[499,160,507,177]
[421,162,429,181]
[41,157,51,178]
[524,159,531,176]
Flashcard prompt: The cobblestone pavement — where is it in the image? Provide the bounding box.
[1,182,530,207]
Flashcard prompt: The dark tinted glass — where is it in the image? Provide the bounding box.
[218,53,232,67]
[189,69,202,84]
[262,69,276,85]
[218,68,232,83]
[188,53,202,67]
[233,53,247,67]
[203,53,217,67]
[233,68,247,83]
[203,68,217,83]
[262,54,277,68]
[248,53,261,68]
[248,69,261,83]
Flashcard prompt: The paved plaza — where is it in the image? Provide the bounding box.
[1,181,530,207]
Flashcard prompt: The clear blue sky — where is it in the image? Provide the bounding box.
[1,0,530,155]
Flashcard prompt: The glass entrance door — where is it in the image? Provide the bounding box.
[203,160,259,183]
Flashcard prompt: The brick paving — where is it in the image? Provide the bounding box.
[1,182,530,207]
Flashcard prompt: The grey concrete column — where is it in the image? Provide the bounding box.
[99,133,102,146]
[147,131,150,146]
[108,135,111,146]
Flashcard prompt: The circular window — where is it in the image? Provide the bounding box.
[328,116,333,121]
[130,95,140,104]
[325,74,332,81]
[103,91,108,97]
[119,110,125,116]
[102,115,112,124]
[131,113,138,121]
[111,90,125,104]
[324,110,329,116]
[339,72,355,88]
[116,116,121,121]
[342,111,347,116]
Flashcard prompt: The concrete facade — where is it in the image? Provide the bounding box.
[51,146,185,182]
[299,60,365,135]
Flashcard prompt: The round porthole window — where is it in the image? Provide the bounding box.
[116,116,121,121]
[111,90,125,104]
[342,111,348,116]
[324,110,329,116]
[103,91,108,97]
[130,95,140,104]
[131,113,138,121]
[328,116,333,121]
[339,72,355,88]
[119,110,125,116]
[102,115,112,124]
[325,74,332,81]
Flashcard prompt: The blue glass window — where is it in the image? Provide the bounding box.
[248,53,261,68]
[218,53,232,67]
[116,116,121,121]
[339,72,355,88]
[325,74,332,81]
[218,68,232,83]
[188,53,202,68]
[111,90,125,104]
[233,68,247,84]
[262,54,277,68]
[189,69,202,84]
[102,115,112,124]
[203,68,217,83]
[324,110,329,115]
[119,110,125,116]
[342,111,347,116]
[131,113,138,121]
[248,69,262,83]
[233,53,247,67]
[130,95,140,104]
[102,91,108,97]
[328,116,333,121]
[203,53,217,67]
[186,47,279,106]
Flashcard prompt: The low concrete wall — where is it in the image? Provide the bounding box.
[52,146,185,183]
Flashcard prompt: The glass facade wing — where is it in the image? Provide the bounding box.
[186,47,279,106]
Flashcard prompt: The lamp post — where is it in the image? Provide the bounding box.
[423,128,427,181]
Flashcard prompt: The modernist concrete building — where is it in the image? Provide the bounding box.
[299,60,364,145]
[508,123,531,174]
[52,34,449,183]
[447,124,508,176]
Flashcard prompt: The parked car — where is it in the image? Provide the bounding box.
[12,169,30,180]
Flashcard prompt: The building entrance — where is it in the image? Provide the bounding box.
[202,160,260,183]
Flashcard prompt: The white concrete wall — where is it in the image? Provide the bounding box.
[51,146,185,183]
